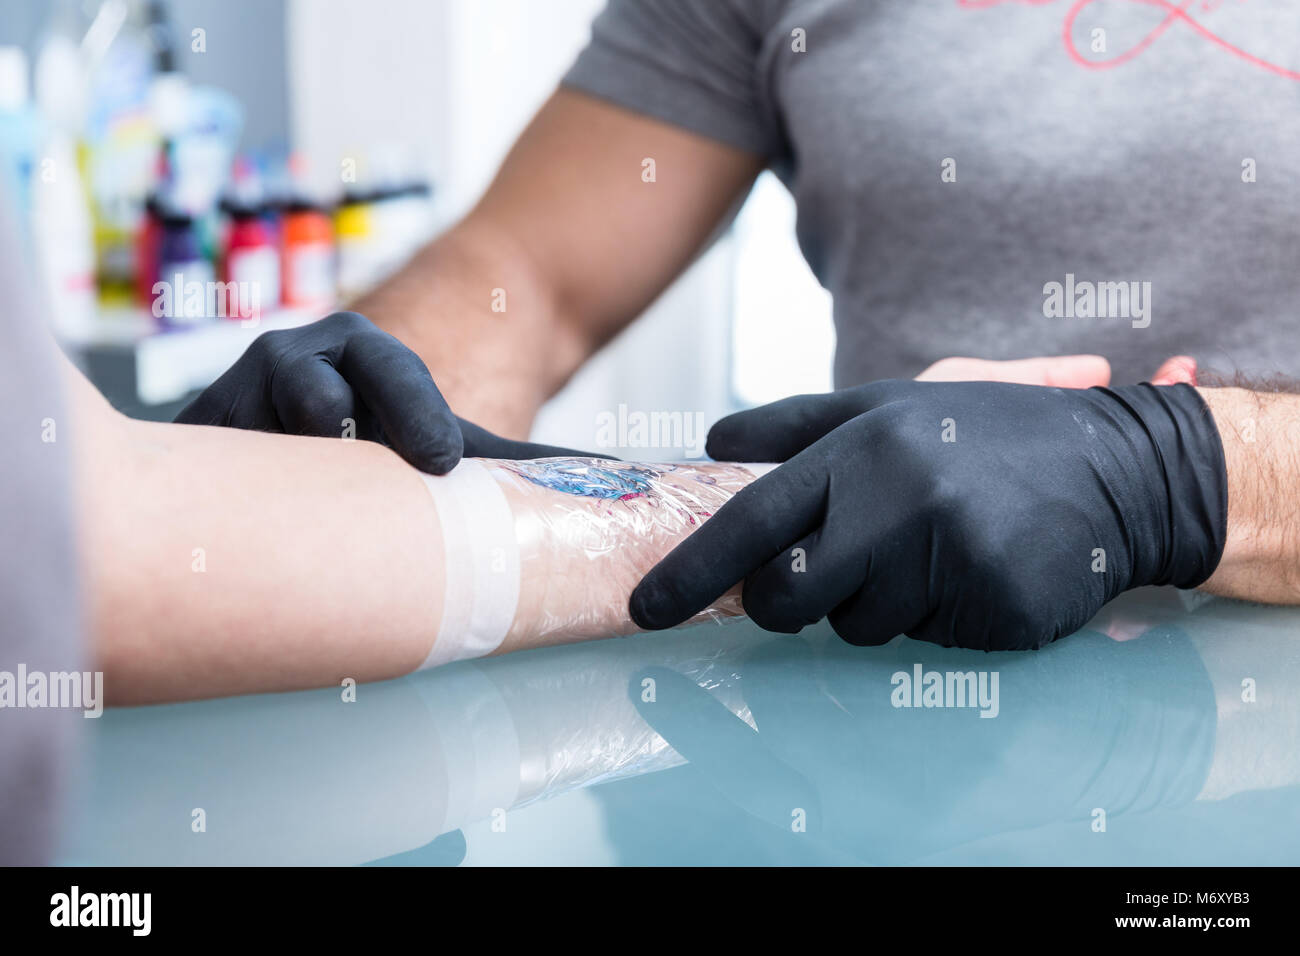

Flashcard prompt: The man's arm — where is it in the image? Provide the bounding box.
[1198,386,1300,603]
[630,379,1238,651]
[352,88,764,437]
[913,364,1300,605]
[915,359,1300,607]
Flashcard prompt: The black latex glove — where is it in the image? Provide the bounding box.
[629,380,1228,651]
[175,311,589,471]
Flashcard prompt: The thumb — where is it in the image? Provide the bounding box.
[706,388,879,462]
[457,418,611,461]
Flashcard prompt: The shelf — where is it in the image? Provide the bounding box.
[63,305,331,406]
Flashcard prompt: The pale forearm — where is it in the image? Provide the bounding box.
[1198,386,1300,603]
[81,411,446,704]
[68,363,757,703]
[56,347,445,701]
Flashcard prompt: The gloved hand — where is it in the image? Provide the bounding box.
[630,379,1228,651]
[175,311,588,472]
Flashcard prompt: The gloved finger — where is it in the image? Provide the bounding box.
[629,450,829,630]
[826,582,924,648]
[175,326,308,429]
[174,380,237,426]
[741,523,860,633]
[335,319,464,474]
[705,382,893,462]
[174,358,276,427]
[457,419,616,461]
[744,483,924,638]
[905,602,997,651]
[271,357,361,439]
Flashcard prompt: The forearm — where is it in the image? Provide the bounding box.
[351,89,762,437]
[351,218,587,438]
[62,352,446,701]
[81,409,447,704]
[1198,386,1300,603]
[71,370,757,703]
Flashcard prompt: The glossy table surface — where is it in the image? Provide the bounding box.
[60,587,1300,865]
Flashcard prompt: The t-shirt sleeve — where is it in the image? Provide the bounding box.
[562,0,782,158]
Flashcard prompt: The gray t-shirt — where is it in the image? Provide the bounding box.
[564,0,1300,386]
[0,184,82,864]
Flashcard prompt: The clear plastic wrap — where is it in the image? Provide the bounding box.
[420,457,769,666]
[70,620,764,864]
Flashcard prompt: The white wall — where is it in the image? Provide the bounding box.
[288,0,451,200]
[731,173,834,406]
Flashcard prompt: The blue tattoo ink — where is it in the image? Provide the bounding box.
[500,459,664,501]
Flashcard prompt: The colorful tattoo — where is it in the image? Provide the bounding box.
[498,459,664,501]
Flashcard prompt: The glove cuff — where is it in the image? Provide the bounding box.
[1104,383,1229,590]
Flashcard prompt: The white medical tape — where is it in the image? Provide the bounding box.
[419,460,521,669]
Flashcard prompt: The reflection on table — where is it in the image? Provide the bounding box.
[62,587,1300,865]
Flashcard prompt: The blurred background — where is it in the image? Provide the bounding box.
[2,0,833,451]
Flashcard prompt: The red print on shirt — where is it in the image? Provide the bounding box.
[958,0,1300,80]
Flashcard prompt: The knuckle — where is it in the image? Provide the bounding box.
[325,310,371,335]
[917,476,976,537]
[249,328,287,359]
[288,379,352,427]
[827,609,876,646]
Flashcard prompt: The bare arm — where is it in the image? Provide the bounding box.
[69,359,446,703]
[1198,386,1300,603]
[81,356,1300,706]
[64,356,755,704]
[352,88,763,437]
